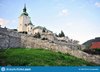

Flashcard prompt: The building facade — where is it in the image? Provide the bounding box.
[18,5,52,35]
[18,4,34,34]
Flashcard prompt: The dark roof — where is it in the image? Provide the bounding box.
[20,4,28,16]
[21,12,28,16]
[28,21,33,25]
[94,37,100,42]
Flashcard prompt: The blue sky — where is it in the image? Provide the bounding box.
[0,0,100,44]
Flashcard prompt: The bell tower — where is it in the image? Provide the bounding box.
[18,4,31,33]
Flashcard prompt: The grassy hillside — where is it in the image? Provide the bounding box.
[0,48,98,66]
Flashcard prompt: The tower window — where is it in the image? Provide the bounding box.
[25,24,27,26]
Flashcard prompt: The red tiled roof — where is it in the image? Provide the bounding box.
[91,42,100,49]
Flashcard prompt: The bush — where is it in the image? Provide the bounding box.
[95,49,100,51]
[83,48,100,55]
[42,27,46,32]
[33,32,41,38]
[58,30,65,37]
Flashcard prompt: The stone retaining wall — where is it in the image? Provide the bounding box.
[0,29,100,64]
[21,35,100,64]
[0,30,21,49]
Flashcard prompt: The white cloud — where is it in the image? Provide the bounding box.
[0,18,17,27]
[59,9,69,16]
[95,2,100,7]
[0,18,10,26]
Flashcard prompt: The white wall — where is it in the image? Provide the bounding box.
[33,29,43,34]
[18,15,30,32]
[27,25,34,35]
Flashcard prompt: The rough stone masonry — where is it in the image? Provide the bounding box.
[0,28,100,65]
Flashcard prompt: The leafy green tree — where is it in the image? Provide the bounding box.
[42,28,46,32]
[59,30,65,37]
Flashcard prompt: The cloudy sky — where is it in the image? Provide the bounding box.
[0,0,100,44]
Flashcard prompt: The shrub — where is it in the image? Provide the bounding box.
[58,30,65,37]
[33,32,41,38]
[42,27,46,32]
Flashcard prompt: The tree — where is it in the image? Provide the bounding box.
[55,33,58,37]
[42,27,46,32]
[59,30,65,37]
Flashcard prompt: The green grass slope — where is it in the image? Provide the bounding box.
[0,48,98,66]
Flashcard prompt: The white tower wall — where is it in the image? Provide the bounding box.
[18,4,32,33]
[18,15,30,32]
